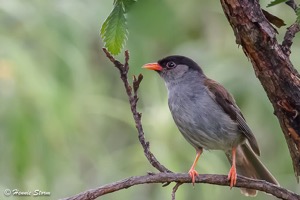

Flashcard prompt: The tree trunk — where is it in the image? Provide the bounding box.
[220,0,300,180]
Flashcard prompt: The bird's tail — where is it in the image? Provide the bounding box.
[225,143,279,196]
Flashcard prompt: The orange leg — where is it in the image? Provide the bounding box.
[227,147,237,188]
[188,148,203,186]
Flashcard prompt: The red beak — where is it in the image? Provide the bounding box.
[142,63,163,71]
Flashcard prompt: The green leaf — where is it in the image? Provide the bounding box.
[267,0,287,7]
[101,2,128,55]
[297,8,300,23]
[121,0,137,13]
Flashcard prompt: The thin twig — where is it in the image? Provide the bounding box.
[282,23,300,56]
[102,48,171,173]
[171,182,183,200]
[124,50,129,73]
[61,173,300,200]
[282,0,300,56]
[286,0,298,12]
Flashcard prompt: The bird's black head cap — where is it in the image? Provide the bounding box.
[157,55,203,74]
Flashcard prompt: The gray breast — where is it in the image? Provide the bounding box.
[167,83,244,151]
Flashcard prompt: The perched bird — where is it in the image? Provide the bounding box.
[143,55,278,196]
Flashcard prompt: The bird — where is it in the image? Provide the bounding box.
[142,55,279,196]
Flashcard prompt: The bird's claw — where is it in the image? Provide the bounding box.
[227,165,237,188]
[188,169,199,186]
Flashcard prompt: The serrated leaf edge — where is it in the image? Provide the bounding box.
[100,2,128,55]
[267,0,287,7]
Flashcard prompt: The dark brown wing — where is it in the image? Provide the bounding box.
[204,78,260,155]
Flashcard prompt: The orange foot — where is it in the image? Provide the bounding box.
[227,165,237,188]
[188,169,199,186]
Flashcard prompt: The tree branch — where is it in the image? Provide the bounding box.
[286,0,298,12]
[62,173,300,200]
[220,0,300,181]
[282,23,300,56]
[102,48,171,173]
[171,182,183,200]
[61,48,300,200]
[282,0,300,56]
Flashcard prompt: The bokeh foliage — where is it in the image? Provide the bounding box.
[0,0,299,199]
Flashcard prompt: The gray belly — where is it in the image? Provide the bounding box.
[168,90,244,151]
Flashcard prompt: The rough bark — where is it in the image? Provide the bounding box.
[220,0,300,180]
[62,173,300,200]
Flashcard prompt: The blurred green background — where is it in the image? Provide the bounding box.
[0,0,299,199]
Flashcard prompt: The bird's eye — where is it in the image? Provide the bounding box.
[166,61,176,69]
